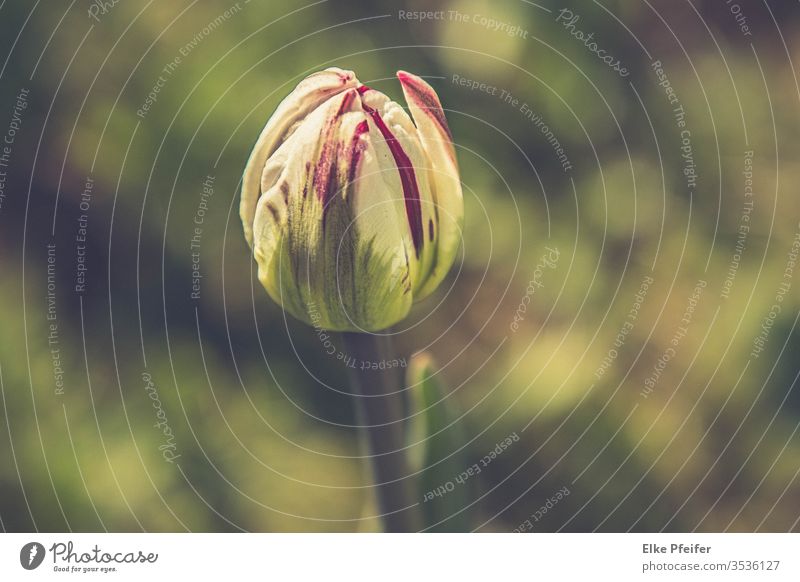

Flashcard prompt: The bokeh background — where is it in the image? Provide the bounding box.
[1,0,799,532]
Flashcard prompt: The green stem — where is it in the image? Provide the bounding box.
[341,332,421,532]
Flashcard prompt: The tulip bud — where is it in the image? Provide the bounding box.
[241,68,463,331]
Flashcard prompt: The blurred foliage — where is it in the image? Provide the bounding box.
[1,0,799,532]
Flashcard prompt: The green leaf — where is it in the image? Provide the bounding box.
[406,353,471,531]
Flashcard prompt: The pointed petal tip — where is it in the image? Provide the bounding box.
[336,87,359,116]
[396,70,430,93]
[323,67,356,83]
[397,71,452,141]
[396,71,431,98]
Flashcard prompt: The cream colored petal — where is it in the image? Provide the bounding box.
[357,87,437,295]
[241,67,358,247]
[252,89,411,331]
[397,71,463,300]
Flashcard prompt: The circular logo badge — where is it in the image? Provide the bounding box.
[20,542,46,570]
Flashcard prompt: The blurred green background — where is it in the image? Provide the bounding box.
[1,0,799,532]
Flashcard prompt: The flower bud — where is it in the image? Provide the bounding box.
[241,68,463,331]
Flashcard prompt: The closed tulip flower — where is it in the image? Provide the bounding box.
[241,68,463,331]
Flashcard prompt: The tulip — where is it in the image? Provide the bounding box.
[241,68,463,331]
